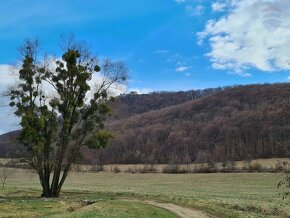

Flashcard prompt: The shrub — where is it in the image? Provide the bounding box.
[125,165,157,174]
[220,160,237,173]
[249,163,264,172]
[275,162,284,173]
[208,160,216,169]
[139,164,157,173]
[125,167,136,174]
[193,165,218,173]
[113,166,121,173]
[162,164,187,174]
[71,165,82,172]
[242,159,252,170]
[222,161,228,170]
[90,165,104,172]
[229,161,237,170]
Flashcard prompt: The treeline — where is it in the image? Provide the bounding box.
[85,83,290,164]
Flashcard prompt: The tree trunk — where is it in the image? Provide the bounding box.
[40,168,61,198]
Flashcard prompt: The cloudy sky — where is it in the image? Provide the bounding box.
[1,0,290,134]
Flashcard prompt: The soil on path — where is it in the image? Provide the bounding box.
[123,199,215,218]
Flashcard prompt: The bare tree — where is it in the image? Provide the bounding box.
[0,167,15,188]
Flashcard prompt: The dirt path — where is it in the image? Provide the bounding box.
[123,199,214,218]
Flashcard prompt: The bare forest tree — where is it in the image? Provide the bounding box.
[278,145,290,198]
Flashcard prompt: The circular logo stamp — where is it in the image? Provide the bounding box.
[262,5,282,32]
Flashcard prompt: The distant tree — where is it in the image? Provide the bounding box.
[207,160,216,169]
[229,160,237,171]
[222,160,228,170]
[184,148,192,172]
[278,161,290,199]
[278,142,290,198]
[0,167,15,188]
[8,38,127,197]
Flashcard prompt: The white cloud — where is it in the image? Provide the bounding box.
[155,50,196,74]
[0,64,18,91]
[212,2,226,12]
[176,66,189,72]
[0,64,19,134]
[229,70,252,77]
[176,61,186,66]
[0,101,19,135]
[88,71,127,98]
[186,5,205,16]
[174,0,205,16]
[198,0,290,74]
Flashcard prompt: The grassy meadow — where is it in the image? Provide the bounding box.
[0,190,178,218]
[0,164,289,218]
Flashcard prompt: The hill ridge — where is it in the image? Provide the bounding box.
[1,83,290,164]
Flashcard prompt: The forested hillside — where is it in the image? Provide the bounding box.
[0,130,21,157]
[1,83,290,164]
[92,83,290,164]
[109,88,222,119]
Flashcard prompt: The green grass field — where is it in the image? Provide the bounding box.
[0,192,178,218]
[0,167,289,218]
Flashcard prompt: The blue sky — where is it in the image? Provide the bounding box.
[0,0,290,133]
